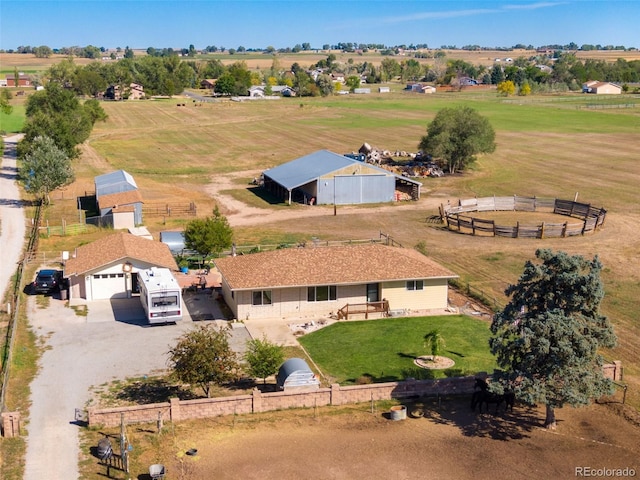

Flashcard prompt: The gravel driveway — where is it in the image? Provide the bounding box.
[0,135,26,302]
[24,295,250,479]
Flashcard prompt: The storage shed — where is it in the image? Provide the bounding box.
[94,170,143,227]
[262,150,421,205]
[160,231,186,254]
[276,358,320,390]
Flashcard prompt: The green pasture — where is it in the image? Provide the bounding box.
[299,315,496,384]
[0,104,25,133]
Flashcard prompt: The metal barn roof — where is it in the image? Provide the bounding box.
[263,150,422,191]
[95,170,138,197]
[263,150,354,190]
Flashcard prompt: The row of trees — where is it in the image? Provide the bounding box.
[6,41,637,56]
[18,48,640,101]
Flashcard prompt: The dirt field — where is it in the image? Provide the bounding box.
[91,398,640,480]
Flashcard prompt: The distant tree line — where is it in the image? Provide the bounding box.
[15,46,640,100]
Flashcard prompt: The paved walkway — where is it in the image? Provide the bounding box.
[0,134,26,303]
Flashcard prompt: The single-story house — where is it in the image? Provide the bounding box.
[406,83,436,94]
[201,79,216,89]
[64,232,178,301]
[262,150,421,205]
[95,170,143,227]
[271,85,295,97]
[582,81,622,94]
[214,243,458,321]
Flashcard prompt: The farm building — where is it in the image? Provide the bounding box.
[262,150,421,205]
[582,81,622,94]
[94,170,143,228]
[64,232,178,301]
[160,231,186,254]
[276,358,320,391]
[214,243,458,321]
[4,73,31,87]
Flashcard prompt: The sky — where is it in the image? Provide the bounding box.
[0,0,638,51]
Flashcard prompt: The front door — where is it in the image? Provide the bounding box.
[366,283,379,303]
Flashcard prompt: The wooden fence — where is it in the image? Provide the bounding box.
[142,202,197,217]
[440,196,606,238]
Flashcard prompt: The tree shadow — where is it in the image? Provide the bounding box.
[115,378,199,403]
[406,395,541,441]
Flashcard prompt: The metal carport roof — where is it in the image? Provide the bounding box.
[263,150,422,190]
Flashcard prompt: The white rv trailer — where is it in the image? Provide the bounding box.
[137,267,183,324]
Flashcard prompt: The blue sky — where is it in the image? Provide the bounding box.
[1,1,638,51]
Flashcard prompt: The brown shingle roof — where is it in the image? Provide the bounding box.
[98,189,143,208]
[214,244,457,290]
[65,232,178,275]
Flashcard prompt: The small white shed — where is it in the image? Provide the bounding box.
[276,358,320,391]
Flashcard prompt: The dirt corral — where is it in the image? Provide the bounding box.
[122,398,639,480]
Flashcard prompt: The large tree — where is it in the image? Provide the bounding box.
[0,89,12,115]
[19,135,75,204]
[489,249,617,429]
[418,106,496,174]
[168,324,239,398]
[244,337,285,386]
[19,82,107,159]
[183,207,233,261]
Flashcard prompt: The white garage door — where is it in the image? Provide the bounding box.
[91,273,127,299]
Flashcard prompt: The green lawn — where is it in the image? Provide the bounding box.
[0,104,25,133]
[299,315,497,384]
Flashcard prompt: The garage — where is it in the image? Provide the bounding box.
[89,273,127,300]
[65,232,179,301]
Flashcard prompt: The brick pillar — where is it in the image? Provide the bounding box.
[170,397,181,422]
[252,388,262,413]
[87,408,95,427]
[1,412,21,438]
[330,384,341,406]
[613,361,622,381]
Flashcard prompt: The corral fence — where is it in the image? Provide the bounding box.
[142,202,197,217]
[440,195,606,238]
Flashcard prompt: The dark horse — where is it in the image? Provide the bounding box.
[471,378,515,414]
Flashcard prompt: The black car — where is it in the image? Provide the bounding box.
[32,269,63,294]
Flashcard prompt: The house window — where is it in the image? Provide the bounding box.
[252,290,272,306]
[308,285,337,302]
[406,280,424,291]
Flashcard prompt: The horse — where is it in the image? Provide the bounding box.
[471,378,515,414]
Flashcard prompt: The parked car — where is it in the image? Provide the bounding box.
[31,269,63,294]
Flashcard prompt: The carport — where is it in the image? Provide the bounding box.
[263,150,421,205]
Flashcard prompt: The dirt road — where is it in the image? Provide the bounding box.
[203,169,446,228]
[0,134,26,302]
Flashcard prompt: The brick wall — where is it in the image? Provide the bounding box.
[85,363,623,429]
[87,376,478,428]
